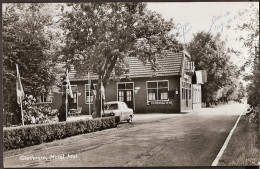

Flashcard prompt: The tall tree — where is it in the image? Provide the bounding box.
[234,3,259,108]
[187,31,239,106]
[2,4,60,125]
[60,2,181,117]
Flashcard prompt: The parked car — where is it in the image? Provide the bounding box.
[104,101,134,123]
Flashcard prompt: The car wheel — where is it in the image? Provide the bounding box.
[127,115,132,123]
[115,116,120,124]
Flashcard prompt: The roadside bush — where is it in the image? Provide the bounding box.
[3,117,116,151]
[246,107,259,127]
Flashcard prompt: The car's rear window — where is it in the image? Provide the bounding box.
[105,103,118,110]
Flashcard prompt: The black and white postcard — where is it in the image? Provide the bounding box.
[2,1,259,168]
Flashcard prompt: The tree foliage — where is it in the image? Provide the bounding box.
[187,31,239,104]
[60,2,181,117]
[235,4,259,107]
[2,4,60,124]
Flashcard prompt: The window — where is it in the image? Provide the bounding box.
[147,80,169,101]
[148,91,156,100]
[73,93,77,103]
[85,84,96,104]
[160,92,168,100]
[40,95,52,103]
[105,103,118,110]
[117,82,134,102]
[189,84,191,100]
[126,91,132,101]
[118,83,133,90]
[182,81,186,100]
[182,81,192,100]
[182,88,185,100]
[118,91,124,101]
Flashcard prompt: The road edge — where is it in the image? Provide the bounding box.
[211,104,247,166]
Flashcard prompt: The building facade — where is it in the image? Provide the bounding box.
[39,50,204,114]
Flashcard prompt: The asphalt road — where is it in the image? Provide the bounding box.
[4,102,247,167]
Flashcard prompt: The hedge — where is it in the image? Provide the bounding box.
[3,117,116,151]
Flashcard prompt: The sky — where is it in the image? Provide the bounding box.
[146,2,257,67]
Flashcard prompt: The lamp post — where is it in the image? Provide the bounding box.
[66,82,68,120]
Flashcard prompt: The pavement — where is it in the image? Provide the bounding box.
[67,115,93,121]
[3,102,247,167]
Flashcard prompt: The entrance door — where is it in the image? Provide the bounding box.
[117,83,134,110]
[125,90,134,109]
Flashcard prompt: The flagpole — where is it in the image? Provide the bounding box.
[101,94,102,118]
[66,83,68,121]
[89,86,91,115]
[16,64,24,126]
[65,69,73,121]
[88,72,91,115]
[101,76,103,118]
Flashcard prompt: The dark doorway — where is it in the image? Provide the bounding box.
[117,83,134,110]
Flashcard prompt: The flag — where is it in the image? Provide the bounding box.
[16,64,25,104]
[91,83,95,90]
[92,85,96,96]
[101,81,105,100]
[66,69,73,98]
[195,70,203,84]
[88,72,91,114]
[89,72,95,90]
[100,77,105,116]
[87,72,91,101]
[88,72,96,98]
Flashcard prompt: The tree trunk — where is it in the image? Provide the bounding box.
[92,80,106,118]
[92,94,106,118]
[93,95,101,118]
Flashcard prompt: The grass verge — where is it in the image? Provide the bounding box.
[218,108,259,166]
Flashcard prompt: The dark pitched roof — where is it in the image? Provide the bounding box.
[69,51,184,81]
[126,51,183,78]
[70,69,99,81]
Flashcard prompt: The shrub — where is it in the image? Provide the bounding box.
[21,95,59,125]
[3,117,116,151]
